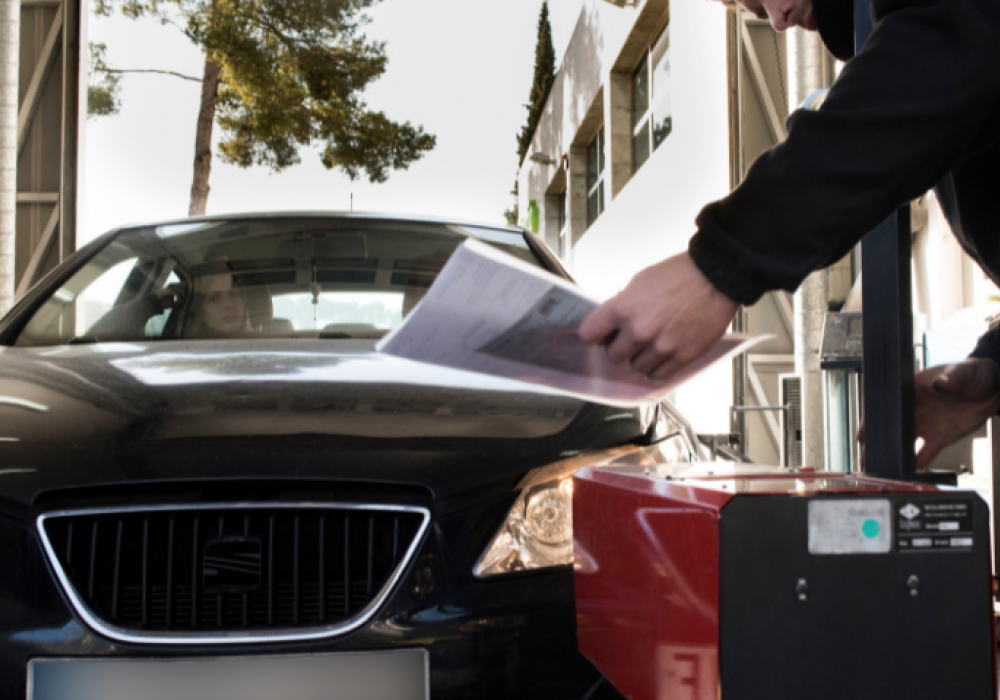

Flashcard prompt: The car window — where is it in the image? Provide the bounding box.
[15,247,144,346]
[14,219,547,346]
[271,291,404,334]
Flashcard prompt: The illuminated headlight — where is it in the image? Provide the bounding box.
[473,460,578,577]
[473,445,660,578]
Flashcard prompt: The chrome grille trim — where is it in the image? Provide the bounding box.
[37,502,431,645]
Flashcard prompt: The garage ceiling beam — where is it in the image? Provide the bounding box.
[17,191,58,203]
[17,4,62,157]
[741,20,786,144]
[748,353,796,365]
[15,204,58,299]
[773,290,793,337]
[747,363,782,455]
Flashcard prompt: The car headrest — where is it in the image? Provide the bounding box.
[242,284,274,331]
[261,318,295,335]
[321,323,377,334]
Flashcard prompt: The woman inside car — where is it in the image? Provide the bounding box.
[184,274,252,339]
[85,271,252,341]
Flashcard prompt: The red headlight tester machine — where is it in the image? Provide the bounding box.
[573,465,996,700]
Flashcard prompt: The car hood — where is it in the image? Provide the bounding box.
[0,341,651,506]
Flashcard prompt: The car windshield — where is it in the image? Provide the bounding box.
[15,218,546,346]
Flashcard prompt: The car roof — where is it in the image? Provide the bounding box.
[114,211,529,237]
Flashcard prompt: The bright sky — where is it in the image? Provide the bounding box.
[81,0,585,244]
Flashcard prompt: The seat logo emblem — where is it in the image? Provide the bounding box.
[203,536,262,594]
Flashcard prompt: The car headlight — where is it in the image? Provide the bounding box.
[473,445,661,578]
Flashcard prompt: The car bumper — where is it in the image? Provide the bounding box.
[0,510,602,700]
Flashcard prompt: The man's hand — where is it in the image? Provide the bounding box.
[859,358,1000,471]
[578,252,739,380]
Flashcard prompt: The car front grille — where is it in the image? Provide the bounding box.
[38,504,430,644]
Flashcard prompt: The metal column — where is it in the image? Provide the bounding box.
[855,0,916,478]
[787,27,831,470]
[0,0,17,317]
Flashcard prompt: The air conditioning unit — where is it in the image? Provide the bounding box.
[779,373,802,467]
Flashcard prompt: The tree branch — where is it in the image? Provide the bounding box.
[97,67,202,82]
[157,15,195,42]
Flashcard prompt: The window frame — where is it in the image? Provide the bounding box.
[631,19,672,175]
[586,126,606,228]
[557,191,568,260]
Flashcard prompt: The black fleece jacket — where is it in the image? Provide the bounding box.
[687,0,1000,367]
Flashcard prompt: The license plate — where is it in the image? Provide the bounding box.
[29,649,428,700]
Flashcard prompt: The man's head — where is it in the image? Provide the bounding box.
[718,0,817,32]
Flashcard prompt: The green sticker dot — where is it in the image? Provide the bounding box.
[862,519,880,539]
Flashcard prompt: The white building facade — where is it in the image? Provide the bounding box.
[518,0,734,438]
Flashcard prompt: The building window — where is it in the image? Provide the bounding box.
[587,126,605,227]
[557,191,568,259]
[632,23,672,174]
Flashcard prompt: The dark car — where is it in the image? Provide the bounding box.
[0,214,705,699]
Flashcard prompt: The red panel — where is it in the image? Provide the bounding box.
[585,462,942,497]
[574,468,731,700]
[574,467,943,700]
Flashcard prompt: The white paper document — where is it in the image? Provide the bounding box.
[377,239,765,406]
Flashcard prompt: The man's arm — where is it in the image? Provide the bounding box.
[692,0,1000,305]
[583,0,1000,376]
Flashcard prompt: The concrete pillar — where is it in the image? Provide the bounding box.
[0,0,17,317]
[566,146,589,269]
[543,193,560,251]
[787,28,831,469]
[603,71,632,200]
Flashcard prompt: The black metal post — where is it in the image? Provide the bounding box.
[860,211,916,476]
[856,0,916,478]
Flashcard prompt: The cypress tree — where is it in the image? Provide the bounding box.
[517,2,556,167]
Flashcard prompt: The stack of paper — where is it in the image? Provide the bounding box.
[377,239,761,406]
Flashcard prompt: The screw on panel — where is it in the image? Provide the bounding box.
[907,575,920,596]
[796,579,809,601]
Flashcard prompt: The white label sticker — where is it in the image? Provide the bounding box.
[808,499,892,555]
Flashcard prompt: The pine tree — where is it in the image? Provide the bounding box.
[89,0,436,216]
[516,2,556,168]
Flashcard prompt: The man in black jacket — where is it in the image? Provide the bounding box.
[579,0,1000,469]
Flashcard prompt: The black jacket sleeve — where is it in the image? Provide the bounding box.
[689,0,1000,305]
[970,326,1000,371]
